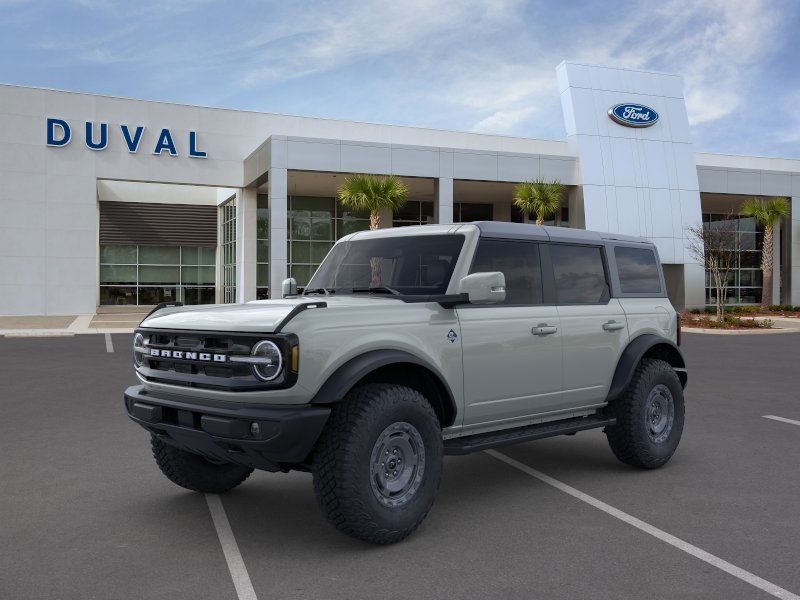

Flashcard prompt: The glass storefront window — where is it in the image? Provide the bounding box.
[702,213,765,305]
[393,201,434,227]
[99,245,215,306]
[221,198,236,303]
[287,196,370,287]
[256,194,270,299]
[456,203,493,222]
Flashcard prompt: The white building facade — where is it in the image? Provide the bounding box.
[2,61,799,315]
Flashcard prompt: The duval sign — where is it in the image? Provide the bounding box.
[608,103,659,128]
[45,117,207,157]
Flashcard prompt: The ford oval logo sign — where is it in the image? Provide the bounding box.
[608,103,659,128]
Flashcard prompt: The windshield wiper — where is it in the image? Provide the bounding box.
[350,286,401,295]
[303,287,335,296]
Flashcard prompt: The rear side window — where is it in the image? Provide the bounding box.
[470,240,543,305]
[550,244,608,304]
[615,247,661,294]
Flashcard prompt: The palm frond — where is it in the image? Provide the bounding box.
[338,174,408,215]
[740,196,789,226]
[513,177,564,223]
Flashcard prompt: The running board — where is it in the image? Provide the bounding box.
[444,415,616,455]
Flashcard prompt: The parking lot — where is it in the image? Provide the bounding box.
[1,332,799,600]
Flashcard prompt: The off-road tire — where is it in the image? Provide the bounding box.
[151,435,253,493]
[312,383,443,544]
[605,358,684,469]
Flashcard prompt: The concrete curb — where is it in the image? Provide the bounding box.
[683,327,799,335]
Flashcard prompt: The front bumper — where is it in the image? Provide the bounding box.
[124,385,330,471]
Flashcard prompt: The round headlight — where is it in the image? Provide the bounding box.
[133,333,145,367]
[251,340,283,381]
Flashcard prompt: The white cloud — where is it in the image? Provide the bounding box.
[472,106,538,133]
[239,0,522,88]
[630,0,780,125]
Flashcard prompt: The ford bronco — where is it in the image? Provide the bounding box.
[125,222,686,544]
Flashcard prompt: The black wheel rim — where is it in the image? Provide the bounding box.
[369,421,426,508]
[645,384,675,444]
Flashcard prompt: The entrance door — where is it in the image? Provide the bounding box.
[458,240,563,429]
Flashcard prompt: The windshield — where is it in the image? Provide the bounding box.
[305,234,465,296]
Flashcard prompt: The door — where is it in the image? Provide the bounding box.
[548,243,629,407]
[458,239,563,429]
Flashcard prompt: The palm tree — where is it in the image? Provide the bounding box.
[337,173,408,230]
[513,178,565,225]
[338,174,408,287]
[740,196,789,308]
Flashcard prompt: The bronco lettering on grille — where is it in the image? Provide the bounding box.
[149,349,227,362]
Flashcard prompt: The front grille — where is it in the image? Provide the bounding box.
[135,328,297,391]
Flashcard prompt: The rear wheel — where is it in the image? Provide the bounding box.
[605,358,684,469]
[151,436,253,493]
[312,383,443,544]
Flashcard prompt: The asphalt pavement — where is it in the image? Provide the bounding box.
[1,332,798,600]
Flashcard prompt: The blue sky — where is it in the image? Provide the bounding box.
[2,0,798,156]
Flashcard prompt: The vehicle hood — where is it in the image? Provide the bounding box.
[139,296,400,333]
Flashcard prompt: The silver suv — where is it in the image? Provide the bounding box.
[125,222,686,544]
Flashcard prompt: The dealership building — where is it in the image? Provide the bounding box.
[2,61,800,316]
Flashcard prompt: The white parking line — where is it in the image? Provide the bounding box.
[205,493,258,600]
[104,333,114,353]
[763,415,800,427]
[486,450,800,600]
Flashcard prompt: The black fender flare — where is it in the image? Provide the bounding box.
[310,349,457,426]
[606,334,687,402]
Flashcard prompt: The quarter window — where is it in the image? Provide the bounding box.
[550,245,608,304]
[615,247,661,294]
[469,240,543,305]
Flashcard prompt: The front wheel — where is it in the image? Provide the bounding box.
[312,384,443,544]
[151,436,253,493]
[605,358,685,469]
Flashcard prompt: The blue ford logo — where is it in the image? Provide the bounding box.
[608,103,659,128]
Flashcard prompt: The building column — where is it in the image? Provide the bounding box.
[435,177,453,224]
[378,207,393,228]
[269,168,288,299]
[235,188,257,303]
[791,196,800,305]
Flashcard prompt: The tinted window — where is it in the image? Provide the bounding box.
[615,246,661,294]
[470,240,542,304]
[550,245,608,304]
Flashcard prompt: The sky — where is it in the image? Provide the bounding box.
[1,0,799,157]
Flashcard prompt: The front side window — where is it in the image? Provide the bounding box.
[551,244,608,304]
[306,234,464,296]
[469,240,542,305]
[615,246,661,294]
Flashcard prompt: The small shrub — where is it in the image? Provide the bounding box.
[703,306,715,314]
[771,304,796,312]
[690,308,701,314]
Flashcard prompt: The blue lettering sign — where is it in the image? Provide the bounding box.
[45,119,207,157]
[153,128,178,156]
[120,125,145,153]
[188,131,207,158]
[608,103,659,128]
[85,122,108,150]
[46,118,71,147]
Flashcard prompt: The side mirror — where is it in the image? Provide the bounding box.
[457,272,506,304]
[281,277,298,298]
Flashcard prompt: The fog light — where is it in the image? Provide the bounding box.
[250,422,260,436]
